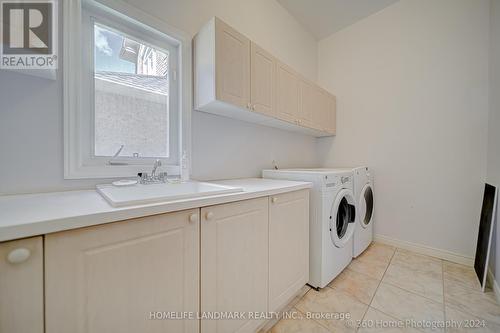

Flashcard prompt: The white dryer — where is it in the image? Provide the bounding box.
[263,168,356,289]
[352,167,374,257]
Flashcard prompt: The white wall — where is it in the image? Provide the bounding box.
[0,0,319,195]
[488,0,500,287]
[317,0,490,257]
[120,0,320,181]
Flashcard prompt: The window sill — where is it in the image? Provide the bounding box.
[64,162,180,179]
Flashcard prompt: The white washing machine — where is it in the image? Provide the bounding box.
[262,168,356,289]
[352,166,374,258]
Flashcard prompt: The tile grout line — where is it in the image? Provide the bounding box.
[441,265,500,330]
[282,244,442,332]
[345,246,449,330]
[301,244,397,333]
[294,298,336,333]
[381,279,445,305]
[361,303,429,333]
[262,286,312,332]
[356,245,398,332]
[262,287,308,332]
[442,260,447,333]
[295,288,339,333]
[375,248,448,306]
[368,247,436,333]
[268,245,499,332]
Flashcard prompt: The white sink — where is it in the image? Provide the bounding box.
[96,181,243,207]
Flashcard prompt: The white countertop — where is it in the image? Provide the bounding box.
[0,178,312,242]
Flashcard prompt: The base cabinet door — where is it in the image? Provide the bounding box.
[201,198,269,333]
[45,209,200,333]
[0,236,44,333]
[269,190,309,312]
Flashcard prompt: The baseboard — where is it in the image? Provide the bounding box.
[488,269,500,304]
[374,234,474,266]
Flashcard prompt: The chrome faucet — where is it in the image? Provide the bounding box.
[151,159,161,178]
[139,159,167,184]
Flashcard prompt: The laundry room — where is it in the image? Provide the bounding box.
[0,0,499,332]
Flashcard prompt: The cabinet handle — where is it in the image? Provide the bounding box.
[271,197,278,204]
[189,213,198,223]
[205,211,214,221]
[7,248,31,264]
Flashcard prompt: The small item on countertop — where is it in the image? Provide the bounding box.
[112,179,138,187]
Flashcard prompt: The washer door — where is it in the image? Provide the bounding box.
[358,184,374,229]
[330,189,356,248]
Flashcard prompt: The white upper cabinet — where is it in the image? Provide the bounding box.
[250,42,276,117]
[194,17,250,112]
[215,19,251,108]
[276,61,300,123]
[194,17,336,137]
[327,94,337,134]
[310,88,331,132]
[298,79,316,128]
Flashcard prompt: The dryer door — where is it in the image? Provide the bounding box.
[358,184,374,229]
[330,189,356,248]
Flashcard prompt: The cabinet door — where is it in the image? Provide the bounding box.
[215,18,250,109]
[276,61,300,123]
[250,42,276,117]
[311,89,329,132]
[298,79,316,128]
[45,209,200,333]
[201,198,268,333]
[269,190,309,312]
[0,237,44,333]
[327,94,337,134]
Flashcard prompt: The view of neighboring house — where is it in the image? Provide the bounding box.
[119,37,168,77]
[93,26,170,159]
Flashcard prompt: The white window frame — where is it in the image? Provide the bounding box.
[63,0,191,179]
[83,9,179,166]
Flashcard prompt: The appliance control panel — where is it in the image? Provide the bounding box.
[323,174,352,190]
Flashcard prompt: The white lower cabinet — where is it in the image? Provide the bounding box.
[45,209,200,333]
[4,191,309,333]
[268,190,309,312]
[201,197,269,333]
[0,236,44,333]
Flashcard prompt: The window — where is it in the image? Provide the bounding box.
[93,24,171,159]
[64,0,191,179]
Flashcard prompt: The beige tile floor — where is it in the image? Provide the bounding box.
[264,242,500,333]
